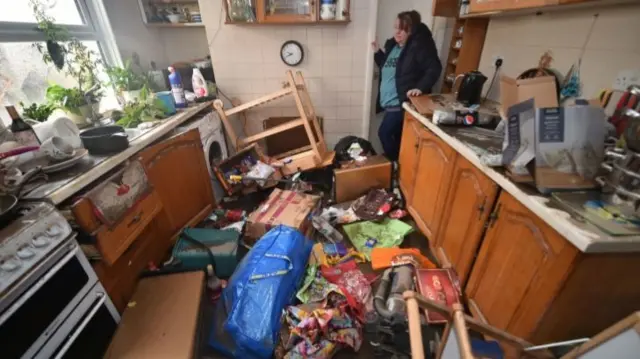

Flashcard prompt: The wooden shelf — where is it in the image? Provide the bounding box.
[146,22,204,27]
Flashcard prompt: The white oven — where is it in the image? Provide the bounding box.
[0,239,119,359]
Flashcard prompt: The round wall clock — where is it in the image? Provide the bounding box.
[280,40,304,67]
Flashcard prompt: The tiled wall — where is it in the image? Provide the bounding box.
[199,0,374,148]
[478,3,640,100]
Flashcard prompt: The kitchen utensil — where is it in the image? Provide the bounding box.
[623,108,640,152]
[80,126,129,155]
[33,115,82,148]
[41,148,88,173]
[0,194,18,227]
[167,13,181,23]
[40,136,74,161]
[609,85,640,136]
[0,145,40,161]
[453,71,487,106]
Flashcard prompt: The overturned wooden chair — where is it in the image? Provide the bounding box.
[213,71,335,175]
[404,291,550,359]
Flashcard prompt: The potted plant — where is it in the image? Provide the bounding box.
[106,60,147,103]
[31,0,104,121]
[45,84,93,127]
[19,102,56,123]
[116,86,169,128]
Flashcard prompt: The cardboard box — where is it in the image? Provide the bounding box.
[499,75,559,113]
[105,271,205,359]
[534,104,605,192]
[500,75,605,192]
[246,189,320,241]
[334,155,392,203]
[501,75,559,181]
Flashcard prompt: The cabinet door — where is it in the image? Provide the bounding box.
[139,129,215,239]
[466,192,578,339]
[469,0,513,13]
[409,130,456,239]
[256,0,317,23]
[432,0,459,17]
[398,114,422,205]
[434,156,498,283]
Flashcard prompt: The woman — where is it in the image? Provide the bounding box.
[373,10,442,161]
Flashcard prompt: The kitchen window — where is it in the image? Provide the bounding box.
[0,0,121,126]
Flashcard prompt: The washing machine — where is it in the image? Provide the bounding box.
[175,109,229,203]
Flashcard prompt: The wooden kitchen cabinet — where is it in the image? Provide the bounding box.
[434,155,498,283]
[432,0,459,17]
[466,191,579,339]
[408,126,456,239]
[465,191,640,352]
[468,0,591,14]
[227,0,351,24]
[468,0,514,13]
[398,114,422,205]
[138,129,216,240]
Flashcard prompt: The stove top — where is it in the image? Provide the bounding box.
[0,200,73,297]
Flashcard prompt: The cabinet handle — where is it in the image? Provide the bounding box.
[128,211,143,227]
[486,203,501,228]
[477,197,487,220]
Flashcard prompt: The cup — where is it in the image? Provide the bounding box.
[40,136,74,161]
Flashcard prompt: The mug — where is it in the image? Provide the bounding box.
[40,136,74,161]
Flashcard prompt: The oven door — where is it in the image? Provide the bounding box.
[0,240,97,359]
[35,282,120,359]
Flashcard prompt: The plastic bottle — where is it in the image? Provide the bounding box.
[167,66,187,108]
[191,67,208,98]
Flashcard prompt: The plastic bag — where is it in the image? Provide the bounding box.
[209,225,313,359]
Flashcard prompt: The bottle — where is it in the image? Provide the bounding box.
[167,67,187,108]
[6,106,40,146]
[191,67,208,98]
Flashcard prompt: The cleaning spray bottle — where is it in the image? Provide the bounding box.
[191,67,209,98]
[167,66,187,108]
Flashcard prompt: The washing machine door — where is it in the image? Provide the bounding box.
[203,133,228,203]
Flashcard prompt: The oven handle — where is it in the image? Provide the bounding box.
[53,292,106,359]
[0,243,78,326]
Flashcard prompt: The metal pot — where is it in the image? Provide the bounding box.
[80,126,129,155]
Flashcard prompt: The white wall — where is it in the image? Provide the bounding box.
[478,3,640,100]
[199,0,375,148]
[103,0,210,69]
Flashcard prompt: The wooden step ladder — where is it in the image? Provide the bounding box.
[213,71,334,175]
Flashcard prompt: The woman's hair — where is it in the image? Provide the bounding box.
[397,10,421,33]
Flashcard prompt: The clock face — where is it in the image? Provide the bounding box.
[281,41,304,67]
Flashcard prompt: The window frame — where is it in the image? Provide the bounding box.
[0,0,122,70]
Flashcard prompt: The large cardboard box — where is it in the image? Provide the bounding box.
[334,155,392,203]
[246,189,320,241]
[500,75,605,192]
[105,271,205,359]
[501,75,559,180]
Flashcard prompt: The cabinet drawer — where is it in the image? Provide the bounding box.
[96,191,163,265]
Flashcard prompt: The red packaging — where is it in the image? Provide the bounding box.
[414,268,462,324]
[320,261,373,318]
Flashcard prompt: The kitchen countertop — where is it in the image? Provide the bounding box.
[25,101,213,205]
[403,101,640,253]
